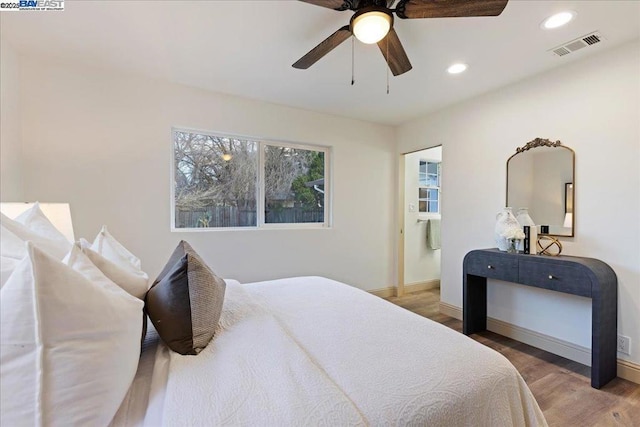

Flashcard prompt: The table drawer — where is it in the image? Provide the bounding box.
[519,259,591,297]
[465,252,518,282]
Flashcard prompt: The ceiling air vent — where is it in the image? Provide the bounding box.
[549,31,605,57]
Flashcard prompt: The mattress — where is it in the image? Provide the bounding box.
[113,277,547,426]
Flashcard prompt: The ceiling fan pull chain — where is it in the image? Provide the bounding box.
[386,38,390,94]
[351,35,355,86]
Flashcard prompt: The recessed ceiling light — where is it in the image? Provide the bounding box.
[541,11,576,29]
[447,63,468,74]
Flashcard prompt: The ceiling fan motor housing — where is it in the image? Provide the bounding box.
[350,6,394,28]
[336,0,389,11]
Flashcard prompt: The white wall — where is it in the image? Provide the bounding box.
[18,56,396,291]
[0,39,23,201]
[397,40,640,365]
[403,147,441,285]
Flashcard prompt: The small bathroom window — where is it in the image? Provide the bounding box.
[418,160,440,213]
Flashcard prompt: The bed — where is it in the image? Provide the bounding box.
[110,277,546,427]
[1,204,546,426]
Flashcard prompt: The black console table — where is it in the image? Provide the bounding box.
[463,249,617,389]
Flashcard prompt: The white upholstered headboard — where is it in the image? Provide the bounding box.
[0,202,75,242]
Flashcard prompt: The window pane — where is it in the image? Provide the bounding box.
[427,189,438,199]
[428,201,439,212]
[418,188,428,199]
[174,131,257,228]
[419,201,427,212]
[427,162,438,174]
[264,145,325,224]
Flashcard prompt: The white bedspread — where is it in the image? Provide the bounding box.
[159,277,547,427]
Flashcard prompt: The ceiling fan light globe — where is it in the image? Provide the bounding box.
[353,11,392,44]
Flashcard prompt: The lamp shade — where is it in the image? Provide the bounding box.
[352,10,392,44]
[0,202,75,242]
[563,212,573,228]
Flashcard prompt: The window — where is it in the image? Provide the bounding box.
[418,160,440,213]
[172,129,329,229]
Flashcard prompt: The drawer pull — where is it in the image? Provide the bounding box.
[487,265,494,269]
[548,275,555,280]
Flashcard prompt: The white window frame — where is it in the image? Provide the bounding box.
[170,127,331,231]
[418,159,441,215]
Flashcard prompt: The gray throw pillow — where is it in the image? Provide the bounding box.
[145,241,226,355]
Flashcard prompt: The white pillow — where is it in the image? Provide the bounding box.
[92,225,142,270]
[1,226,23,288]
[0,224,26,260]
[63,244,130,298]
[79,242,149,299]
[0,243,143,426]
[15,202,71,244]
[1,213,70,260]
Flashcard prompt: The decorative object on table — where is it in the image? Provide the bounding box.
[540,225,550,234]
[502,228,526,253]
[494,207,522,251]
[515,207,535,251]
[523,226,531,254]
[515,207,535,227]
[528,225,538,254]
[537,235,563,256]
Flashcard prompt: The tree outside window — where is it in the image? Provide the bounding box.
[173,129,329,229]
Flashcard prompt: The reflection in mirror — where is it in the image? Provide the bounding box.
[507,138,575,237]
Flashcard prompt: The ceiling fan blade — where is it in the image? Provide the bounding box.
[298,0,354,11]
[293,25,352,70]
[377,28,412,76]
[395,0,509,19]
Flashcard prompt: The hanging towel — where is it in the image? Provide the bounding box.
[427,219,441,250]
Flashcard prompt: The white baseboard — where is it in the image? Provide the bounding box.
[439,301,461,320]
[438,302,640,385]
[369,279,440,298]
[405,279,440,294]
[369,287,395,298]
[617,359,640,384]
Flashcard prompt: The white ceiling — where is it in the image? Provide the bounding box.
[2,1,639,125]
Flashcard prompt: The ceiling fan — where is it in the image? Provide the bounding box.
[293,0,509,76]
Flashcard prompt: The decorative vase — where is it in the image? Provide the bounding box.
[507,239,519,254]
[495,207,521,252]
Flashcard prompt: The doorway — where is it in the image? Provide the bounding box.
[398,145,442,297]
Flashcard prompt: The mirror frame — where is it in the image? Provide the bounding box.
[506,138,575,237]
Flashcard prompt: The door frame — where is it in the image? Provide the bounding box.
[397,144,442,297]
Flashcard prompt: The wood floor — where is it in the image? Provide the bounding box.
[385,289,640,427]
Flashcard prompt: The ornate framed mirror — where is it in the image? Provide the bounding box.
[506,138,575,237]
